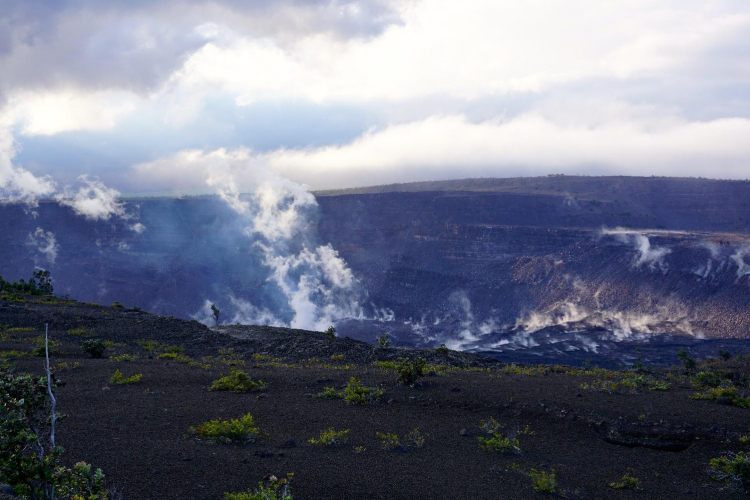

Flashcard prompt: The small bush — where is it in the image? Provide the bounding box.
[314,386,344,399]
[529,469,557,493]
[109,370,142,385]
[225,474,293,500]
[82,339,106,358]
[435,343,449,355]
[480,417,502,435]
[210,369,267,393]
[343,377,384,405]
[376,432,400,451]
[405,428,427,448]
[694,371,723,389]
[478,433,520,453]
[324,326,336,341]
[377,333,391,348]
[190,413,259,443]
[31,336,58,357]
[68,328,92,337]
[309,428,350,447]
[709,452,750,487]
[609,474,641,490]
[395,357,427,385]
[112,301,124,308]
[109,353,138,362]
[330,354,344,361]
[677,349,697,371]
[691,385,750,409]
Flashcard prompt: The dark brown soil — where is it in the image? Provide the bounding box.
[1,298,749,500]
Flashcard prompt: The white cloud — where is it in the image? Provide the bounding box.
[6,90,137,136]
[0,127,56,203]
[132,112,750,191]
[170,0,750,106]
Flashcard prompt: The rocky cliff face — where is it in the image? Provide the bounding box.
[2,176,749,364]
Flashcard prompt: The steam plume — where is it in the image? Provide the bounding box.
[26,227,59,265]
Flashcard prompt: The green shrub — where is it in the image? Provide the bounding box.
[112,302,124,308]
[309,428,350,447]
[190,413,259,443]
[31,337,58,357]
[478,433,520,453]
[609,474,641,490]
[377,333,391,348]
[0,367,113,499]
[435,343,449,355]
[343,377,384,405]
[82,339,106,358]
[314,386,344,399]
[395,357,427,385]
[55,461,110,500]
[405,428,427,448]
[324,326,336,341]
[691,385,750,409]
[376,432,400,451]
[68,328,92,337]
[529,469,557,493]
[709,452,750,487]
[677,349,697,371]
[109,353,138,362]
[210,369,267,393]
[109,370,142,385]
[224,474,293,500]
[693,371,723,389]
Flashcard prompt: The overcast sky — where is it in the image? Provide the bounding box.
[2,0,750,197]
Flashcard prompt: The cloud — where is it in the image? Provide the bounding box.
[0,127,56,203]
[25,227,60,266]
[131,112,750,191]
[56,175,126,220]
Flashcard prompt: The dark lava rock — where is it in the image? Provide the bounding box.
[257,394,268,400]
[280,439,296,449]
[450,387,461,392]
[254,450,275,458]
[459,428,472,437]
[392,445,407,453]
[592,421,694,451]
[0,485,16,495]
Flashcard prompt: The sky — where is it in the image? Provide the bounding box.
[2,0,750,198]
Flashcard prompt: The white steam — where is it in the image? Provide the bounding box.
[601,228,671,271]
[25,227,59,265]
[731,247,750,278]
[514,301,698,340]
[57,175,125,220]
[156,148,383,331]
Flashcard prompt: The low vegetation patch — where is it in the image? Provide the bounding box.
[314,386,344,399]
[478,417,520,454]
[691,385,750,409]
[376,432,400,451]
[190,413,259,443]
[309,428,350,447]
[608,474,641,490]
[82,338,106,358]
[709,452,750,487]
[109,353,138,362]
[529,469,558,493]
[343,376,385,405]
[210,369,267,393]
[224,474,294,500]
[109,369,142,385]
